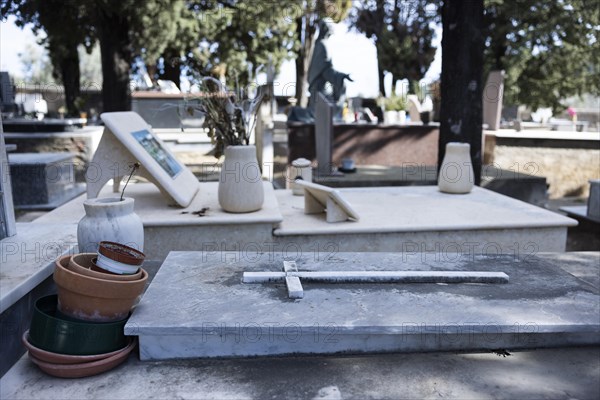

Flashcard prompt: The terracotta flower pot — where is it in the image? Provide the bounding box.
[68,253,142,282]
[96,241,145,275]
[54,255,148,322]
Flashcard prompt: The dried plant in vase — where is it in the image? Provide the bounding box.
[186,77,265,159]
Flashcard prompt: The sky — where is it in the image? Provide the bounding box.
[0,17,39,74]
[0,17,442,98]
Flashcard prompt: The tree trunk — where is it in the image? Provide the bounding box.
[160,48,181,89]
[60,53,81,117]
[378,68,386,98]
[439,0,484,185]
[51,41,81,117]
[295,15,316,107]
[376,43,386,97]
[97,10,132,112]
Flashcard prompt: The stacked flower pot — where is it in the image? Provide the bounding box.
[23,242,147,378]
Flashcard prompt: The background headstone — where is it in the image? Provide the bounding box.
[89,112,199,207]
[315,93,334,175]
[482,70,505,131]
[0,114,17,238]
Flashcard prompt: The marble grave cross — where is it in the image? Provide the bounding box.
[242,261,510,299]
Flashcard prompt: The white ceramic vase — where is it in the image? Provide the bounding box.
[218,145,264,213]
[384,110,399,124]
[398,110,407,124]
[290,158,312,196]
[438,142,475,194]
[77,197,144,253]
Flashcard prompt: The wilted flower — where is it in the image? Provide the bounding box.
[186,77,265,158]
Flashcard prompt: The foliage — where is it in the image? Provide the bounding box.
[17,43,53,84]
[79,44,103,86]
[185,1,297,87]
[188,77,264,158]
[349,0,439,97]
[2,0,95,115]
[484,0,600,111]
[383,94,407,111]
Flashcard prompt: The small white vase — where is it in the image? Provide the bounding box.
[438,142,475,194]
[77,197,144,253]
[384,110,399,124]
[398,110,407,124]
[218,145,264,213]
[290,158,312,196]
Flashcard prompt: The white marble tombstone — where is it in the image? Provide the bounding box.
[315,93,334,175]
[482,70,505,131]
[88,112,200,207]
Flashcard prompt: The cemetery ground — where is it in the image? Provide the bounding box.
[4,125,599,399]
[3,346,599,399]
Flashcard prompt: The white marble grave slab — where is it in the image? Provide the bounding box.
[37,182,283,259]
[125,251,599,360]
[274,186,577,253]
[0,223,77,313]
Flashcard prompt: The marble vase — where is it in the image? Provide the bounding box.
[384,110,399,124]
[218,145,264,213]
[290,158,312,196]
[77,197,144,253]
[438,142,475,194]
[397,110,407,124]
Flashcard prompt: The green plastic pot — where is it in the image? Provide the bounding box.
[28,295,129,356]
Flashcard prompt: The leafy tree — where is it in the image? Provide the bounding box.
[183,1,298,88]
[17,43,53,84]
[89,0,184,112]
[484,0,600,111]
[2,0,94,116]
[350,0,439,97]
[79,44,103,87]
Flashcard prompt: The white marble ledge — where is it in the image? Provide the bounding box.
[485,129,600,141]
[0,223,77,313]
[274,186,577,236]
[37,181,283,228]
[2,126,104,139]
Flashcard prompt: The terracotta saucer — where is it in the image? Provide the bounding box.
[22,330,132,365]
[28,338,136,378]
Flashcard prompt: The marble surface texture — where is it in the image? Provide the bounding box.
[37,182,282,260]
[274,186,577,236]
[38,182,282,227]
[35,183,577,260]
[0,223,77,313]
[77,197,144,253]
[126,251,599,360]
